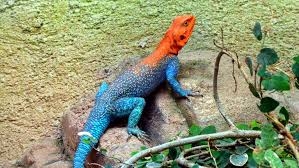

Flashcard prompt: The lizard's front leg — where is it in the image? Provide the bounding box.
[110,97,148,140]
[166,58,200,97]
[95,81,109,100]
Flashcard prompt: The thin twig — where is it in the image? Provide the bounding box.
[185,152,209,160]
[213,51,237,129]
[232,51,251,85]
[175,140,251,167]
[232,59,238,92]
[121,130,261,168]
[259,77,263,97]
[208,139,218,168]
[93,147,135,166]
[254,63,259,88]
[87,162,105,168]
[265,113,299,163]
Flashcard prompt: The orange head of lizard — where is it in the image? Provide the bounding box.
[140,15,196,66]
[165,15,196,54]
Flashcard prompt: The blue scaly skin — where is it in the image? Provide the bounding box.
[73,15,196,168]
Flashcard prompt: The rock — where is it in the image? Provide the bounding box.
[20,137,72,168]
[176,50,267,130]
[141,85,189,144]
[269,91,299,122]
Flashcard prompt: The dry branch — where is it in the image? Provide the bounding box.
[121,130,261,168]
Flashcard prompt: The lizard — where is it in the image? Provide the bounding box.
[73,15,197,168]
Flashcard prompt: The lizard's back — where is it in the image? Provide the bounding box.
[100,56,176,102]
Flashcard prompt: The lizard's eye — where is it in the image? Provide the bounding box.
[183,21,189,27]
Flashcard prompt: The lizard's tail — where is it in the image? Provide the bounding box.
[73,108,110,168]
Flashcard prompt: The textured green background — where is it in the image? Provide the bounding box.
[0,0,298,163]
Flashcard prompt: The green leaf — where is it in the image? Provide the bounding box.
[140,146,148,150]
[192,165,200,168]
[146,162,162,168]
[189,124,202,136]
[264,149,283,168]
[99,148,107,155]
[245,56,254,76]
[262,71,290,91]
[257,48,279,66]
[279,107,289,125]
[169,147,180,159]
[250,120,261,130]
[162,149,169,156]
[217,151,230,168]
[170,161,180,168]
[274,146,288,157]
[211,149,221,158]
[284,158,298,168]
[253,22,263,41]
[104,164,113,168]
[230,153,248,167]
[293,55,299,64]
[137,159,147,168]
[130,151,139,156]
[290,124,299,141]
[201,125,217,134]
[258,97,279,113]
[183,144,192,149]
[259,124,279,149]
[252,148,265,164]
[235,146,249,155]
[237,123,250,130]
[152,153,165,163]
[293,132,299,141]
[249,83,260,98]
[292,63,299,77]
[258,65,272,78]
[247,150,258,168]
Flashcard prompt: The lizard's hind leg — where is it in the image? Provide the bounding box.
[111,97,148,140]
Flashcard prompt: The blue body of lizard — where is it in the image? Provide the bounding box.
[73,56,191,168]
[73,15,196,167]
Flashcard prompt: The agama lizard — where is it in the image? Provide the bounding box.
[74,15,196,168]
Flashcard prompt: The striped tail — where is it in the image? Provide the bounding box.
[73,108,110,168]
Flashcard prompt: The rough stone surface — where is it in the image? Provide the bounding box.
[270,91,299,122]
[20,137,72,168]
[141,85,189,144]
[177,50,267,130]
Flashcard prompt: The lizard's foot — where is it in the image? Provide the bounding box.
[179,89,203,101]
[128,127,150,141]
[188,90,203,97]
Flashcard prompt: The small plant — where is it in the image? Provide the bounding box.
[118,22,299,168]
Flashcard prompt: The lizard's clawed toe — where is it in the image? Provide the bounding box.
[188,90,203,97]
[127,127,150,142]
